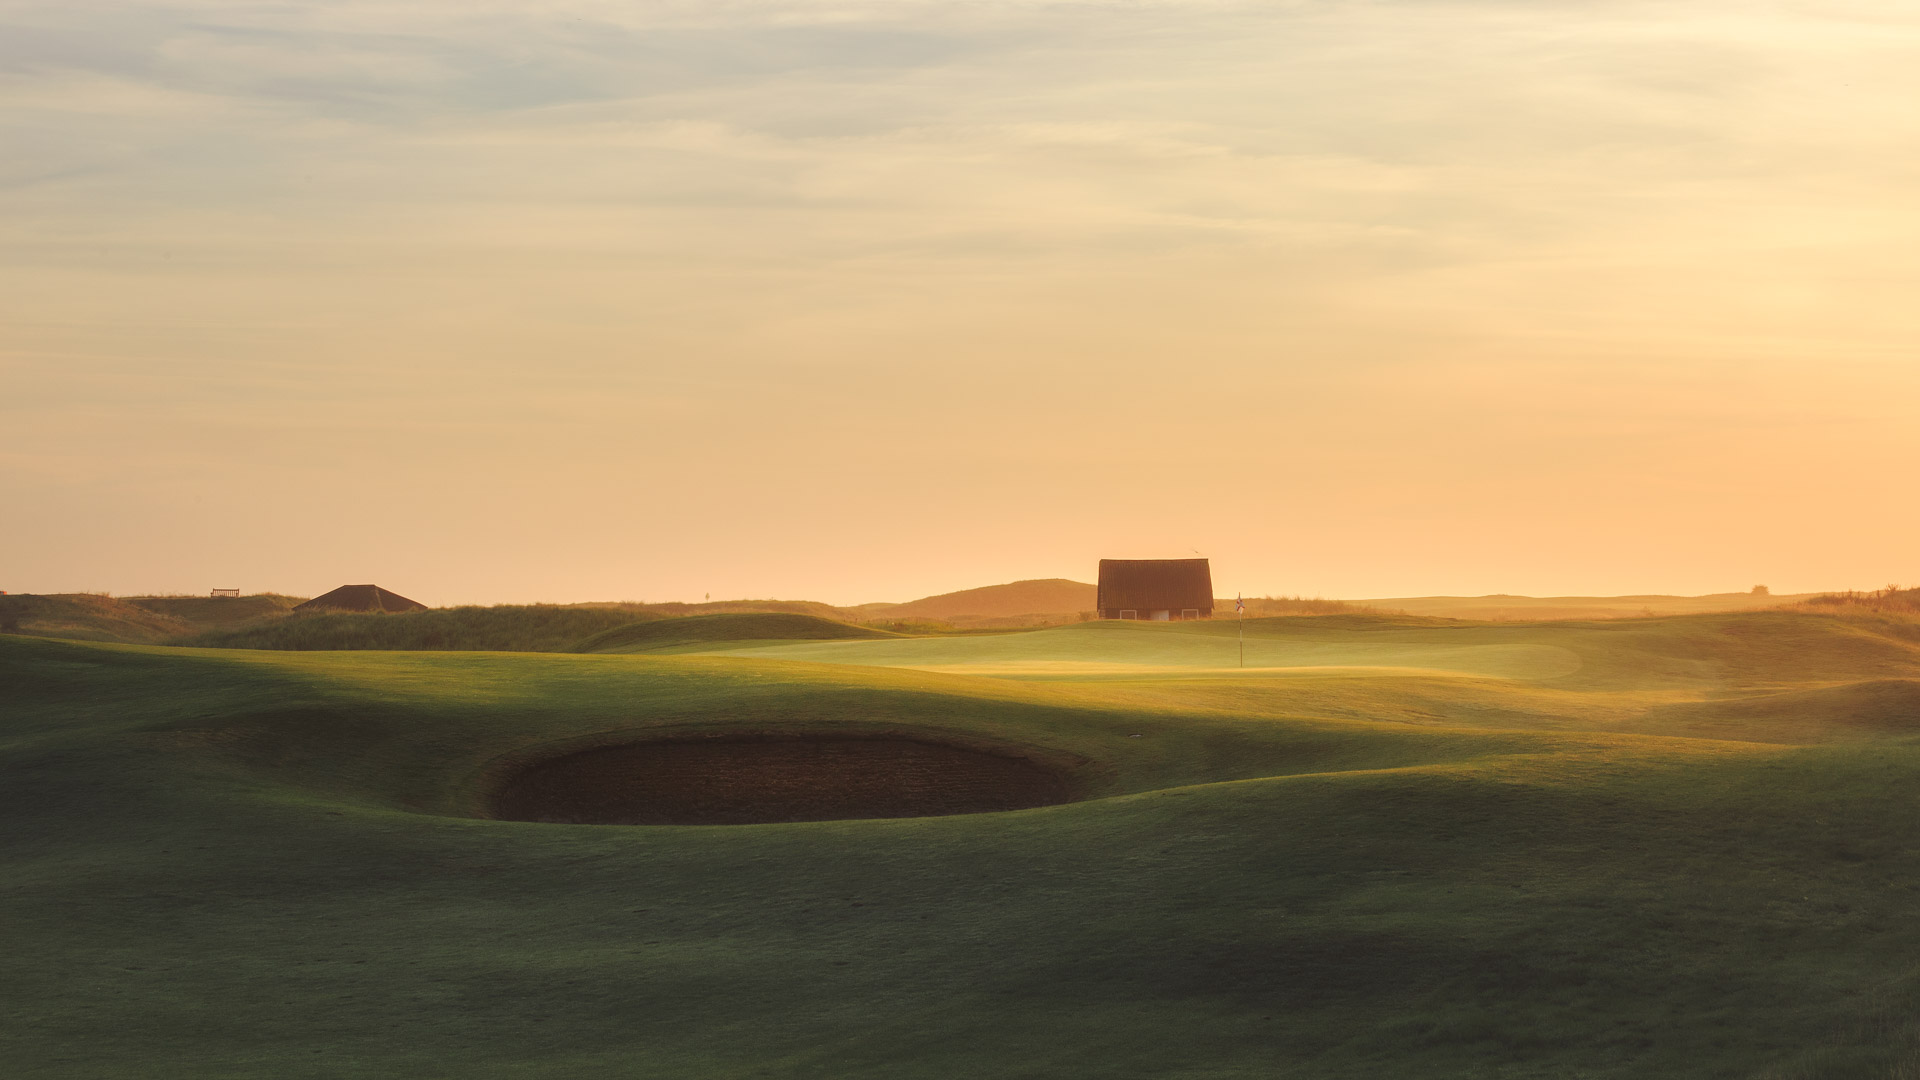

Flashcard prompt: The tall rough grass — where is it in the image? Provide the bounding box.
[1242,595,1380,616]
[1798,586,1920,616]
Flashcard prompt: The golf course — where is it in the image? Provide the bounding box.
[6,610,1920,1077]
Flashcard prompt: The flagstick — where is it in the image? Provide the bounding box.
[1238,593,1244,668]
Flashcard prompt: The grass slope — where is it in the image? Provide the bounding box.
[0,593,304,644]
[1367,592,1822,620]
[126,593,305,629]
[686,615,1587,680]
[0,592,192,642]
[184,604,666,652]
[4,596,888,648]
[574,611,898,653]
[4,612,1920,1077]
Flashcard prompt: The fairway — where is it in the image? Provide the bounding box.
[690,618,1586,680]
[6,611,1920,1078]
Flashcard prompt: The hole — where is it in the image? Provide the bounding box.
[488,734,1080,825]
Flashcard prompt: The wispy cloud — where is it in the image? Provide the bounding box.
[4,0,1920,600]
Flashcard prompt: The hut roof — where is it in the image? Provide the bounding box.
[293,584,428,614]
[1096,559,1213,613]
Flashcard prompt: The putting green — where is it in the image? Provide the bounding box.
[5,611,1920,1078]
[677,620,1587,681]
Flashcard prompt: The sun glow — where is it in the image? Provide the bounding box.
[4,1,1918,602]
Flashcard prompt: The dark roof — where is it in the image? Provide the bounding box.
[294,584,428,614]
[1096,559,1213,613]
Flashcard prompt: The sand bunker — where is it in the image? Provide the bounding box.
[488,734,1078,825]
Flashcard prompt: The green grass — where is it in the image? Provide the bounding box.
[694,615,1587,680]
[182,604,669,652]
[184,608,904,655]
[125,593,305,629]
[5,612,1920,1077]
[573,612,901,653]
[0,592,192,642]
[2,595,901,651]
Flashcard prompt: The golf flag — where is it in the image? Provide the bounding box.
[1235,593,1245,667]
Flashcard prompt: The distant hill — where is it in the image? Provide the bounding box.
[5,592,872,649]
[877,579,1096,621]
[1360,591,1820,621]
[628,598,854,621]
[574,612,898,653]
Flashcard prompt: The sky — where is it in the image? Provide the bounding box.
[4,0,1918,606]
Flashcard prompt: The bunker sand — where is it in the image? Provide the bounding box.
[490,735,1078,825]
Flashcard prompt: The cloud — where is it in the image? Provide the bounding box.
[5,0,1920,598]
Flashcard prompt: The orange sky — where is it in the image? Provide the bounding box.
[4,1,1918,606]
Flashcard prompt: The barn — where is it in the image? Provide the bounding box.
[1096,559,1213,620]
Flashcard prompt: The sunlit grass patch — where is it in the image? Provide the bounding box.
[6,609,1920,1077]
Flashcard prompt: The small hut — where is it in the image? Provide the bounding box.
[1096,559,1213,621]
[294,584,428,614]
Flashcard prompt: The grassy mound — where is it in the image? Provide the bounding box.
[0,593,303,643]
[573,611,898,653]
[670,608,1920,682]
[0,592,192,642]
[185,604,664,652]
[1800,586,1920,616]
[7,611,1920,1077]
[126,593,304,629]
[876,578,1096,620]
[183,606,908,653]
